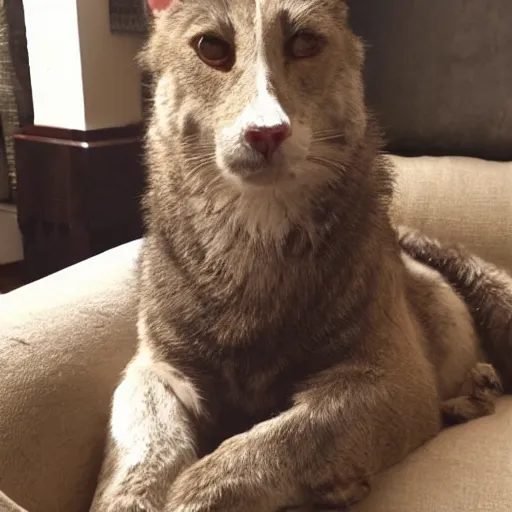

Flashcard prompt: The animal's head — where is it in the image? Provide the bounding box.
[142,0,367,190]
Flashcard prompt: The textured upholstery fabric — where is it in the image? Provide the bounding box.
[0,241,140,512]
[390,155,512,272]
[0,156,511,511]
[355,397,512,512]
[349,0,512,161]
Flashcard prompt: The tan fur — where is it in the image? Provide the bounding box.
[401,253,484,400]
[90,2,507,511]
[398,225,512,387]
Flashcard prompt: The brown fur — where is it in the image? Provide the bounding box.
[90,2,505,511]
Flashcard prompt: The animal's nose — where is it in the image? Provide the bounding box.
[244,124,292,159]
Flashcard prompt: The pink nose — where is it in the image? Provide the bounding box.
[244,124,292,159]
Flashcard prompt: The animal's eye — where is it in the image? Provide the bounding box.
[195,35,233,70]
[287,31,324,59]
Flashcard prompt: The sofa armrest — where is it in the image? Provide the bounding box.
[390,155,512,272]
[0,490,28,512]
[0,240,140,512]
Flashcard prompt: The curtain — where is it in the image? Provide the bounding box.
[109,1,152,123]
[0,0,33,202]
[109,0,149,34]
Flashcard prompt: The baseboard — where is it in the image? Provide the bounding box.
[0,203,23,264]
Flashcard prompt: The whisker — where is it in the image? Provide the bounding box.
[185,154,216,164]
[182,148,216,160]
[182,142,216,151]
[181,160,218,188]
[181,140,214,149]
[312,128,345,138]
[312,134,346,143]
[189,160,216,173]
[180,135,214,145]
[308,156,348,174]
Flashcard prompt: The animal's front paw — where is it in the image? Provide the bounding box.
[166,469,236,511]
[442,362,504,426]
[165,449,258,512]
[463,362,504,398]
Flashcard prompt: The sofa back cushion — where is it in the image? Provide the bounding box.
[349,0,512,161]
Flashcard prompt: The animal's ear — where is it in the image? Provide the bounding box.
[147,0,180,13]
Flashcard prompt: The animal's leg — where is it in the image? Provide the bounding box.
[441,362,503,426]
[165,362,440,512]
[90,349,202,512]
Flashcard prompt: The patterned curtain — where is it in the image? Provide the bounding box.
[109,0,149,34]
[109,1,152,123]
[0,0,33,202]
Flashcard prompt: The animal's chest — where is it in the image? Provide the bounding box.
[218,359,294,413]
[196,350,305,455]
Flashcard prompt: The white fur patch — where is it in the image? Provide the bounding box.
[220,61,291,148]
[110,375,151,469]
[154,75,177,137]
[218,0,294,163]
[243,0,289,132]
[136,317,203,416]
[237,59,290,132]
[109,317,203,469]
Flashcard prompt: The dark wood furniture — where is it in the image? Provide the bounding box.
[13,124,145,282]
[0,262,23,293]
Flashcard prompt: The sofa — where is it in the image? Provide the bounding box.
[1,1,512,511]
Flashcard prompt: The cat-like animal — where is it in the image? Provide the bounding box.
[90,1,509,511]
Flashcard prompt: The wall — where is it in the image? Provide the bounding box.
[0,204,23,264]
[23,0,144,130]
[77,0,144,129]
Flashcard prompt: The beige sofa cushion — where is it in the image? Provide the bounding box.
[0,489,28,512]
[391,155,512,272]
[0,241,140,512]
[355,397,512,512]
